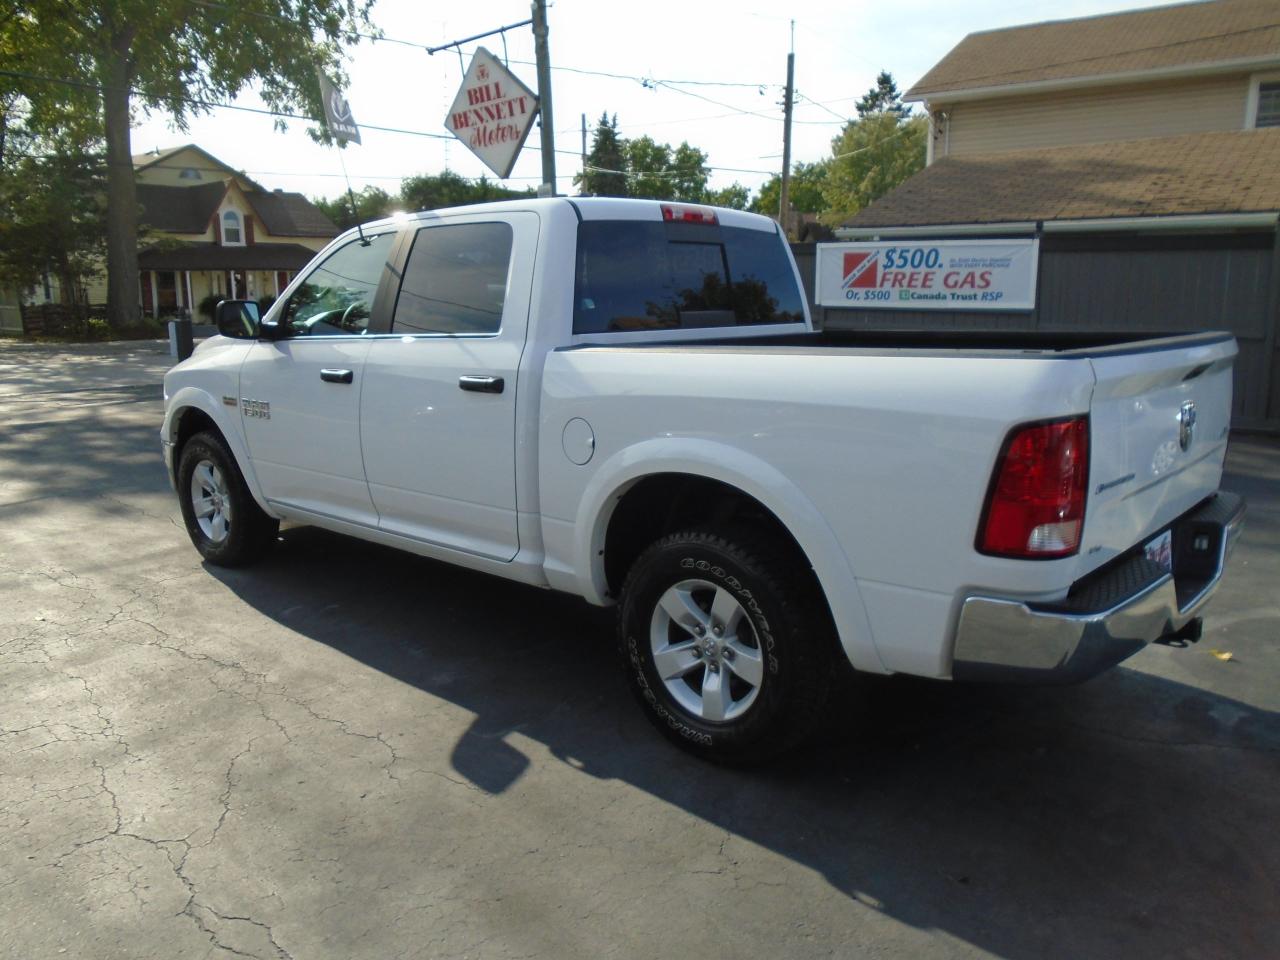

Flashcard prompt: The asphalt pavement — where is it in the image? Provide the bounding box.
[1,338,1277,960]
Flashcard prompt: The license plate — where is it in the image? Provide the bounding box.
[1144,529,1173,574]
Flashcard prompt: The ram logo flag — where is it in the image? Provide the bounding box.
[316,69,361,144]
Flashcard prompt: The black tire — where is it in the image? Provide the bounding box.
[176,430,278,567]
[617,525,836,764]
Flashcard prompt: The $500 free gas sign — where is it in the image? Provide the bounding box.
[815,239,1039,311]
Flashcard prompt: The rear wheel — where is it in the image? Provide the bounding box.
[177,430,278,567]
[617,525,836,764]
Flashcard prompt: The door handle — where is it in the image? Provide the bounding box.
[320,368,354,384]
[458,375,504,394]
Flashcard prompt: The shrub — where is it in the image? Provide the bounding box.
[197,292,220,322]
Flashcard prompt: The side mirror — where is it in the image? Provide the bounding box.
[215,299,261,339]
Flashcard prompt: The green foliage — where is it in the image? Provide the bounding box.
[3,0,374,326]
[575,117,711,204]
[577,113,626,197]
[314,185,394,230]
[0,142,106,300]
[856,71,911,119]
[3,0,376,143]
[197,292,220,322]
[705,183,750,210]
[821,113,927,225]
[749,161,830,217]
[399,170,534,213]
[818,73,925,225]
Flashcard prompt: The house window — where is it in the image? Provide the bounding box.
[222,210,243,245]
[1257,82,1280,128]
[178,167,203,180]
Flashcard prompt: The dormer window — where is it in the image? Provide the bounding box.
[178,167,203,180]
[222,210,243,245]
[1257,82,1280,129]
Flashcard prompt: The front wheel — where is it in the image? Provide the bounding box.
[617,525,837,764]
[176,430,278,567]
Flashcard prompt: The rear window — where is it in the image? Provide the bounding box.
[572,220,806,334]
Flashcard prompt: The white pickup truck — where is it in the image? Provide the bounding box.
[162,197,1245,762]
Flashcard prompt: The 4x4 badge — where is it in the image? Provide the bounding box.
[1178,400,1196,451]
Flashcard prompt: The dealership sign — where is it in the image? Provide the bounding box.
[815,239,1039,311]
[444,47,539,179]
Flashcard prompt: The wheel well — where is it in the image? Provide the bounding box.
[603,473,812,597]
[172,407,221,464]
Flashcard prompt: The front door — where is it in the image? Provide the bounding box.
[360,213,536,561]
[239,230,397,527]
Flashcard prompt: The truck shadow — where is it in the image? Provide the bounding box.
[207,519,1280,960]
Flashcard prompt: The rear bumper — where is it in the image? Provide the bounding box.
[951,492,1245,683]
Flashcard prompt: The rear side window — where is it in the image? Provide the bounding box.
[573,220,805,334]
[393,222,513,335]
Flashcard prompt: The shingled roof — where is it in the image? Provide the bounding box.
[136,182,337,239]
[843,128,1280,228]
[908,0,1280,99]
[244,190,339,238]
[137,181,228,233]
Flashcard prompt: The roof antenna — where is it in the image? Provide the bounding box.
[337,148,370,246]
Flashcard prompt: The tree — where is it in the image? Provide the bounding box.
[3,1,373,328]
[856,70,910,119]
[0,142,107,310]
[821,113,927,225]
[750,161,830,217]
[577,113,626,197]
[705,183,750,210]
[821,73,926,225]
[623,136,672,200]
[314,185,393,231]
[398,171,533,213]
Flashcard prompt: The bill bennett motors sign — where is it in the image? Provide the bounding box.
[815,239,1039,311]
[444,47,539,180]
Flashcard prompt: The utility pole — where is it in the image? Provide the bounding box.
[778,22,795,239]
[581,113,588,194]
[532,0,557,196]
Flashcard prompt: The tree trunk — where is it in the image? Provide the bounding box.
[101,49,137,329]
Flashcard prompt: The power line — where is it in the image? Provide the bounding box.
[0,67,457,141]
[648,80,782,121]
[186,0,774,90]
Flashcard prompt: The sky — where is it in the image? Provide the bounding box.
[130,0,1177,205]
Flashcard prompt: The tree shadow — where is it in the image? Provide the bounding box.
[206,514,1280,960]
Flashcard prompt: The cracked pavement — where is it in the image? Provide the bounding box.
[1,338,1278,960]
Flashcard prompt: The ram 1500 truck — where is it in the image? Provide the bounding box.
[161,198,1245,762]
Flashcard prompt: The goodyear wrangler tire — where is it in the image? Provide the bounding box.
[177,430,279,568]
[617,525,836,764]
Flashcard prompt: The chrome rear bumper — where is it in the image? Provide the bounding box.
[951,492,1245,684]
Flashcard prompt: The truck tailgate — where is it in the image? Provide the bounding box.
[1079,334,1236,577]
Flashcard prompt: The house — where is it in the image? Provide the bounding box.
[820,0,1280,430]
[129,145,338,318]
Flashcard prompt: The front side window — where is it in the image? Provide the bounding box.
[573,220,805,334]
[281,232,392,336]
[222,210,242,245]
[1257,81,1280,128]
[392,222,513,335]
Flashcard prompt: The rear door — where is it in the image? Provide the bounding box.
[359,211,537,561]
[1079,333,1237,574]
[238,229,398,527]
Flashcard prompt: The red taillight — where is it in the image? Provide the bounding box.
[979,417,1089,559]
[661,203,718,225]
